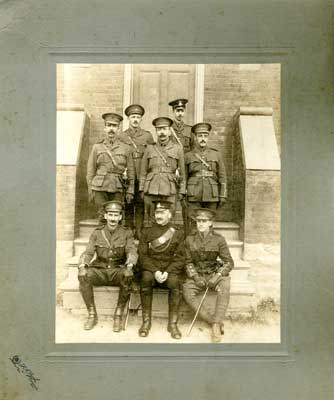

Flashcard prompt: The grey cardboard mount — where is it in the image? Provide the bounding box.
[1,1,333,399]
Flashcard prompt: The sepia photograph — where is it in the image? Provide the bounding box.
[56,63,281,343]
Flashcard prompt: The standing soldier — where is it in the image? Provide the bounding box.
[77,201,138,332]
[185,122,227,232]
[86,112,135,212]
[183,208,234,343]
[139,117,186,224]
[138,200,185,339]
[168,98,193,153]
[119,104,154,239]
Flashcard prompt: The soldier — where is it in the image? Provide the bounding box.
[77,201,138,332]
[139,117,186,224]
[138,200,185,339]
[183,208,234,343]
[86,112,135,211]
[168,98,193,152]
[119,104,155,239]
[185,122,227,232]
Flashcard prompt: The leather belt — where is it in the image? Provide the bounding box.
[193,171,215,177]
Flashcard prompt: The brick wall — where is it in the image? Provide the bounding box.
[57,64,124,150]
[244,170,281,244]
[204,64,281,222]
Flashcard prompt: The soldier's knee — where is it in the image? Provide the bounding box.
[216,276,231,293]
[166,274,180,290]
[141,271,154,286]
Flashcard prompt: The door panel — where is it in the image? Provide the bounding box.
[133,64,195,133]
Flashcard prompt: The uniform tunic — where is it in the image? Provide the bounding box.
[79,225,138,268]
[119,128,155,180]
[185,146,227,202]
[139,140,186,196]
[139,223,185,275]
[86,138,135,196]
[171,120,193,153]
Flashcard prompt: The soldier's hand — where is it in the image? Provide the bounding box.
[78,264,88,283]
[123,267,134,284]
[139,191,144,200]
[218,197,227,207]
[126,193,134,204]
[193,274,206,289]
[161,271,168,282]
[208,273,223,289]
[154,271,165,283]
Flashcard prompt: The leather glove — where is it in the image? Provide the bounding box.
[193,274,206,289]
[126,193,134,204]
[154,271,168,283]
[218,197,227,207]
[208,273,223,290]
[123,267,134,285]
[78,264,88,283]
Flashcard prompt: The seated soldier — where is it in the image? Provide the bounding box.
[138,200,185,339]
[183,208,234,343]
[77,201,138,332]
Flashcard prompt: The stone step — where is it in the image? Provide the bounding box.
[79,219,240,241]
[73,237,244,260]
[59,279,255,317]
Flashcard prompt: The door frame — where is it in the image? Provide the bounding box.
[122,64,205,129]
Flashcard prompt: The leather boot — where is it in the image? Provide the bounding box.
[113,286,130,332]
[113,307,123,332]
[79,281,98,330]
[167,312,182,339]
[84,306,98,330]
[167,289,182,339]
[211,323,222,343]
[138,288,152,337]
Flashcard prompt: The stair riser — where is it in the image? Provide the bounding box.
[62,286,255,317]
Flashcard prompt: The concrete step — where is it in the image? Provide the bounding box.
[59,278,255,317]
[79,219,240,241]
[73,236,244,260]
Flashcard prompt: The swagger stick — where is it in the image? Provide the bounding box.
[187,286,209,337]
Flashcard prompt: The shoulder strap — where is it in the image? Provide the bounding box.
[194,152,212,171]
[101,228,112,248]
[127,135,138,151]
[149,227,176,252]
[154,145,171,168]
[102,144,118,168]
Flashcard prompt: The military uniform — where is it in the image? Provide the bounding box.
[139,139,186,223]
[86,138,135,210]
[119,126,154,237]
[171,120,193,153]
[185,122,227,232]
[182,209,234,342]
[78,203,138,331]
[138,201,185,338]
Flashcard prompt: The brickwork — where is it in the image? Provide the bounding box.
[203,64,280,222]
[244,170,281,244]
